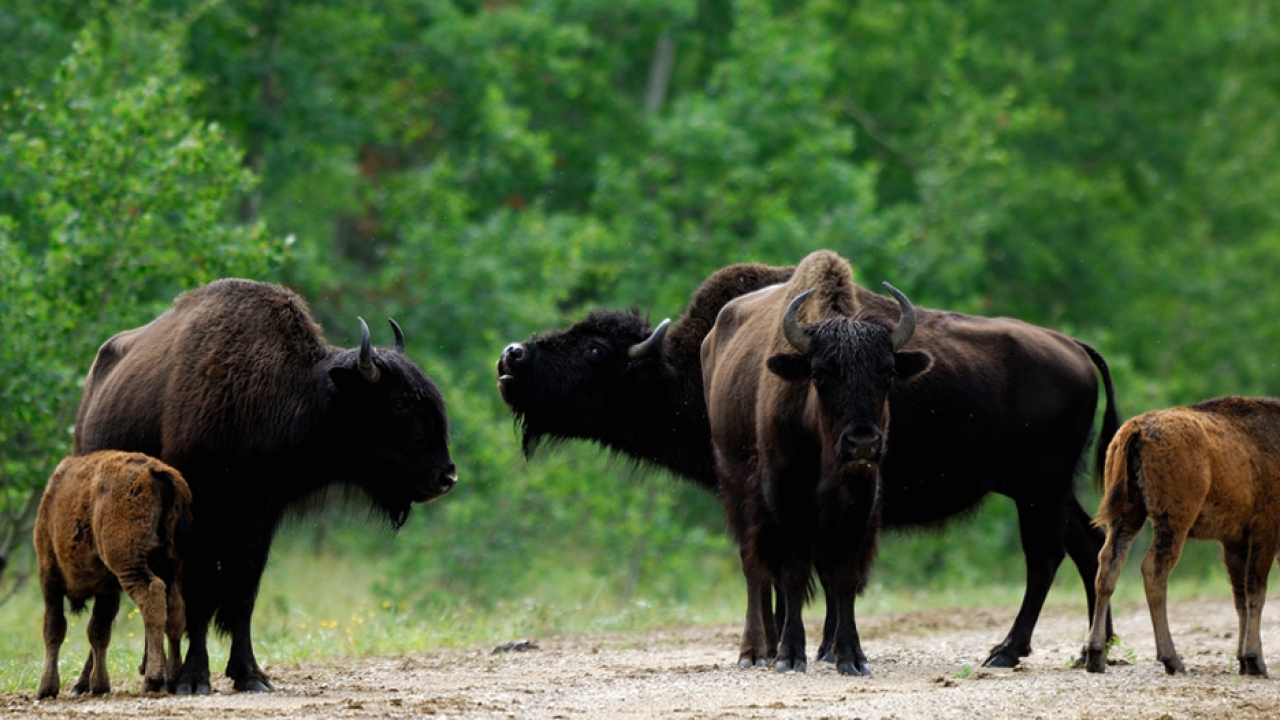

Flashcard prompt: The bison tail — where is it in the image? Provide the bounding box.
[1077,341,1121,492]
[1094,426,1143,529]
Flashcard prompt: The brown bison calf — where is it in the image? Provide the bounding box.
[1082,396,1280,676]
[35,451,192,698]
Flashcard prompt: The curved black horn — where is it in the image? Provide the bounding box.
[782,289,816,354]
[389,318,405,353]
[628,318,671,359]
[357,317,380,382]
[882,282,917,351]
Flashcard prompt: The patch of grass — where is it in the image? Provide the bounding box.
[0,520,1237,696]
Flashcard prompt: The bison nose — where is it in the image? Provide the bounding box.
[439,463,458,492]
[841,426,883,463]
[499,343,529,376]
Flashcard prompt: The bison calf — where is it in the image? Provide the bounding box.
[1083,396,1280,676]
[35,451,192,698]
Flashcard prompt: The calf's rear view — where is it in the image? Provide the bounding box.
[1083,397,1280,676]
[35,451,192,698]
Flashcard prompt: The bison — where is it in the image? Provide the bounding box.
[702,250,928,674]
[498,256,1118,670]
[35,451,192,699]
[74,278,457,694]
[1082,396,1280,676]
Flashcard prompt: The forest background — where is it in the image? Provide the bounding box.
[1,0,1279,685]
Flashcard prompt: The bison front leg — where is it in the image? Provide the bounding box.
[219,542,276,692]
[736,565,774,668]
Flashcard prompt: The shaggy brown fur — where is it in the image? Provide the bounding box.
[1082,396,1280,676]
[703,250,925,675]
[35,451,191,698]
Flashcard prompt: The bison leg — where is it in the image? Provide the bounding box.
[816,593,837,663]
[736,554,774,668]
[1064,497,1112,652]
[165,576,186,692]
[1142,515,1188,675]
[1082,509,1142,673]
[774,580,808,674]
[72,591,120,695]
[984,497,1068,668]
[175,548,218,695]
[37,587,68,699]
[121,575,169,693]
[1225,537,1274,677]
[217,539,276,692]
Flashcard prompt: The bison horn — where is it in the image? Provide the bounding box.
[882,282,917,351]
[389,318,405,353]
[781,289,816,354]
[628,318,671,359]
[357,317,380,382]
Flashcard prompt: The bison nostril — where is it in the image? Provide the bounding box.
[441,464,458,488]
[502,343,527,365]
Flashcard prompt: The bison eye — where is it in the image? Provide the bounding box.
[390,397,412,415]
[584,343,608,362]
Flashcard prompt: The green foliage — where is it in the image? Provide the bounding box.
[0,3,281,586]
[1,0,1279,637]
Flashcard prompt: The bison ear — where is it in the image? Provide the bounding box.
[893,350,932,381]
[766,353,811,382]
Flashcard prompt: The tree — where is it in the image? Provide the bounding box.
[0,5,282,592]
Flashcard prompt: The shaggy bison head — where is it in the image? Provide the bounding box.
[496,310,671,457]
[323,318,456,527]
[765,284,929,471]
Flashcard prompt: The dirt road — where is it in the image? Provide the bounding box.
[6,596,1280,719]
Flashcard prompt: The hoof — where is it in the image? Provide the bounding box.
[143,677,166,693]
[175,679,212,696]
[837,660,870,676]
[775,659,807,674]
[982,651,1021,669]
[234,677,276,693]
[1083,648,1107,674]
[1240,656,1268,677]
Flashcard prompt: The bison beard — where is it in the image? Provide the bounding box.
[73,279,456,694]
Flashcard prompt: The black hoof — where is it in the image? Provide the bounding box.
[1083,648,1107,673]
[175,679,212,696]
[982,651,1021,668]
[775,659,807,674]
[837,660,870,676]
[1240,656,1267,677]
[234,678,276,693]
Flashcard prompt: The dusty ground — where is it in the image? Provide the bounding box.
[7,596,1280,719]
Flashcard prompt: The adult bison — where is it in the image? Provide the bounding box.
[74,278,457,694]
[702,250,929,674]
[498,255,1118,670]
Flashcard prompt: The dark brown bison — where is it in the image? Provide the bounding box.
[1083,397,1280,676]
[35,451,192,699]
[498,256,1118,670]
[702,250,928,674]
[74,278,457,694]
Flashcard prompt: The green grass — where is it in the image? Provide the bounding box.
[0,520,1234,696]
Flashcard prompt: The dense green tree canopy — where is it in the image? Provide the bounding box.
[2,0,1278,606]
